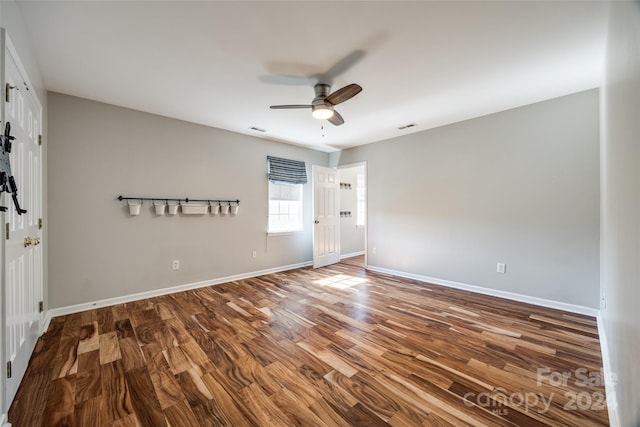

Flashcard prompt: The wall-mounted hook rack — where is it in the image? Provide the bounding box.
[117,196,240,205]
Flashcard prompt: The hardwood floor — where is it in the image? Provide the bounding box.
[9,261,609,426]
[340,255,365,268]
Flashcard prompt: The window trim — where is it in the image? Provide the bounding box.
[266,230,305,237]
[267,180,304,234]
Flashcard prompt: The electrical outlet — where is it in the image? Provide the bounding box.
[252,250,257,259]
[172,260,180,270]
[496,262,506,274]
[372,247,377,255]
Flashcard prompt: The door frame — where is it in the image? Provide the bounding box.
[337,161,368,268]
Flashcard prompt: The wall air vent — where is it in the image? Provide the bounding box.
[397,123,417,130]
[250,126,267,133]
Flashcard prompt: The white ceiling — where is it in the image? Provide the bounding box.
[17,1,610,152]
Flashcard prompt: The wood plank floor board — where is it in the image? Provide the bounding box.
[239,382,292,427]
[163,399,201,427]
[124,366,167,426]
[265,360,321,407]
[9,259,609,426]
[73,395,105,426]
[196,373,258,427]
[41,375,76,425]
[100,360,135,424]
[9,369,52,427]
[308,397,353,427]
[73,366,102,405]
[269,387,331,427]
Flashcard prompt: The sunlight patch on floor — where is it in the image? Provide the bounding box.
[314,274,368,289]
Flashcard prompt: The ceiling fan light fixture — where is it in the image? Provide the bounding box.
[311,104,334,120]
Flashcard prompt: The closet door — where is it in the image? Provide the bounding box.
[3,32,44,408]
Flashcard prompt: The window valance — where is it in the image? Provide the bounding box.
[267,156,308,184]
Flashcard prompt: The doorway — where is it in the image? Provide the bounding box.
[338,163,366,268]
[312,162,367,269]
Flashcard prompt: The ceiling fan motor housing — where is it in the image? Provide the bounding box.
[311,84,334,119]
[313,83,332,101]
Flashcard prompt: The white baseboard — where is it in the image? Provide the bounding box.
[47,261,312,318]
[340,251,365,259]
[596,314,620,427]
[42,311,52,334]
[48,258,598,320]
[365,265,599,317]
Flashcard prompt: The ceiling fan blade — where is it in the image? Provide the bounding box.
[325,84,362,106]
[269,105,312,109]
[318,50,366,84]
[259,74,316,87]
[327,110,345,126]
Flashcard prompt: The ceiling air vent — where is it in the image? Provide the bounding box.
[250,126,266,133]
[397,123,417,130]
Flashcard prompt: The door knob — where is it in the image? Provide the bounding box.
[23,237,40,247]
[314,220,319,224]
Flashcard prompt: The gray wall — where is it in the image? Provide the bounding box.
[1,2,46,104]
[335,90,600,308]
[600,2,640,425]
[48,93,328,308]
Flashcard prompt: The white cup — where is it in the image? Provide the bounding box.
[153,201,167,215]
[167,202,179,215]
[128,200,142,216]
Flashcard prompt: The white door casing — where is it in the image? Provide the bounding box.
[312,165,340,268]
[2,32,43,409]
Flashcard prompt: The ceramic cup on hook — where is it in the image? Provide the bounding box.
[153,200,167,215]
[210,201,220,216]
[167,201,179,215]
[128,199,142,216]
[220,202,230,215]
[230,201,239,215]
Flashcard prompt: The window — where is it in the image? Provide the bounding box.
[267,156,307,233]
[356,173,366,227]
[268,181,303,233]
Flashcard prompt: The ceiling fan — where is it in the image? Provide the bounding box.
[270,83,362,126]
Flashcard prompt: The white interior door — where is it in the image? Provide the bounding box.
[3,34,43,408]
[312,165,340,268]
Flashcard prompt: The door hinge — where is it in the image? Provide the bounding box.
[5,83,18,103]
[38,134,42,146]
[5,223,9,240]
[39,301,44,313]
[6,361,11,378]
[38,218,43,229]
